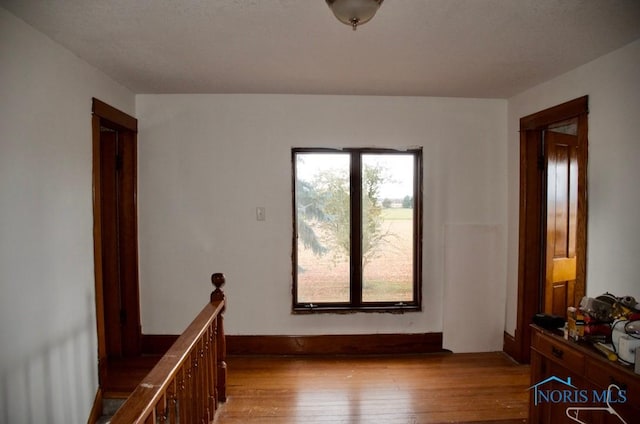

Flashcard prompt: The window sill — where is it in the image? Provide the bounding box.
[292,304,421,314]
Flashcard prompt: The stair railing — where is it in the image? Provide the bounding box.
[110,273,227,424]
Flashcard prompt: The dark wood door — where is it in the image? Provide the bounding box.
[99,125,141,358]
[543,130,579,317]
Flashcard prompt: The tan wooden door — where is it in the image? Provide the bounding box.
[544,130,579,316]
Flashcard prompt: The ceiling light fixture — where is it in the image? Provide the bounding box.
[326,0,384,31]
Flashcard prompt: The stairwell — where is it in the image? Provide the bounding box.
[96,397,127,424]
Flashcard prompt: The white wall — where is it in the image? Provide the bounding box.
[136,94,508,353]
[505,39,640,335]
[0,8,135,424]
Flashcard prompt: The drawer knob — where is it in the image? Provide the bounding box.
[552,346,564,359]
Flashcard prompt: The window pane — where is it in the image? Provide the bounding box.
[361,154,414,302]
[295,153,350,303]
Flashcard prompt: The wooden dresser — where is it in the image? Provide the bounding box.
[529,325,640,423]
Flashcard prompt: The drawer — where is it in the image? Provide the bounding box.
[585,357,640,406]
[532,331,585,375]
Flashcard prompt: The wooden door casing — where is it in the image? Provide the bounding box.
[92,98,141,380]
[506,96,588,364]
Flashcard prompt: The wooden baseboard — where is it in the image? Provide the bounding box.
[502,331,522,363]
[227,333,445,355]
[141,332,445,356]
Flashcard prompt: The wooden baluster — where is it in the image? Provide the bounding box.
[211,273,227,402]
[156,392,167,423]
[196,350,201,423]
[193,352,199,424]
[193,348,199,423]
[198,338,205,423]
[211,318,218,414]
[197,354,202,423]
[186,355,193,424]
[191,356,197,423]
[168,382,177,424]
[178,368,186,424]
[202,327,209,422]
[206,323,215,421]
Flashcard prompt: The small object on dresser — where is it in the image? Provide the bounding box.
[617,335,640,364]
[580,295,613,322]
[594,342,617,361]
[533,313,566,330]
[567,307,585,340]
[612,320,640,363]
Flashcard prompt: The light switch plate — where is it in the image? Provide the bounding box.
[256,207,266,221]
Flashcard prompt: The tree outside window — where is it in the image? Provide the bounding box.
[292,148,422,312]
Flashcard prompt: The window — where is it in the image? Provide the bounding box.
[292,148,422,312]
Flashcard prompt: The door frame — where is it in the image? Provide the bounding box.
[505,96,588,363]
[91,98,140,383]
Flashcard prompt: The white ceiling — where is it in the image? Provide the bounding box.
[3,0,640,98]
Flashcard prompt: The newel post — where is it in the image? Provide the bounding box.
[210,273,227,402]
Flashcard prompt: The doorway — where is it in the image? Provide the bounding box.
[507,96,588,363]
[92,98,141,384]
[544,125,581,316]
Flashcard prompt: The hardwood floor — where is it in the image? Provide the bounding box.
[215,353,530,424]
